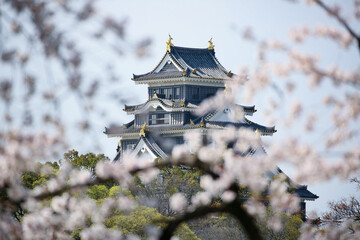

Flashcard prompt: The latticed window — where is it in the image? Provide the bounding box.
[149,113,170,125]
[162,88,172,99]
[174,87,180,99]
[192,87,199,99]
[171,112,182,125]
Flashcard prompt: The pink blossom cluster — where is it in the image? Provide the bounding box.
[1,1,360,239]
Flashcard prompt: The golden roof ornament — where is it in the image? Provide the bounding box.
[182,70,187,76]
[190,119,194,125]
[192,68,197,74]
[166,34,174,52]
[199,119,205,128]
[180,100,186,107]
[118,137,122,146]
[139,122,148,137]
[227,70,232,77]
[153,90,158,98]
[208,37,215,50]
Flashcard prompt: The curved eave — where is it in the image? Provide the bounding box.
[244,109,257,113]
[105,125,208,138]
[203,105,257,121]
[132,52,169,80]
[132,75,228,83]
[131,51,185,80]
[244,117,276,134]
[275,168,318,201]
[236,104,257,113]
[105,120,275,138]
[123,98,197,114]
[299,197,318,201]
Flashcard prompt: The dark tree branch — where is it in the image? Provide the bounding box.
[159,204,227,240]
[159,199,262,240]
[314,0,360,54]
[225,200,263,240]
[1,157,259,239]
[0,156,216,205]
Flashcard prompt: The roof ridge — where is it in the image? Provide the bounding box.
[133,43,231,80]
[171,45,211,51]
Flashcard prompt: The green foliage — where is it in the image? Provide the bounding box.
[87,185,109,200]
[160,166,202,198]
[22,161,59,189]
[109,186,134,199]
[4,161,60,222]
[259,212,302,240]
[281,214,303,240]
[188,213,250,240]
[64,149,108,175]
[14,150,303,240]
[188,211,302,240]
[105,206,199,240]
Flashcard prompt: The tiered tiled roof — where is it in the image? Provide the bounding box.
[132,45,231,81]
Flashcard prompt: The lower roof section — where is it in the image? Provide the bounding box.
[104,117,276,138]
[124,97,197,114]
[123,97,257,116]
[274,168,319,201]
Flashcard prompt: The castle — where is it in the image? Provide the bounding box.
[104,36,318,220]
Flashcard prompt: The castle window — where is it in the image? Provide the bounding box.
[174,87,180,99]
[192,87,199,99]
[164,113,170,124]
[162,88,172,99]
[149,113,170,125]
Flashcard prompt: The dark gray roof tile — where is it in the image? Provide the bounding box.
[295,185,319,199]
[133,45,231,80]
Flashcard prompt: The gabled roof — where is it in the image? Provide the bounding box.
[132,135,168,160]
[132,45,231,81]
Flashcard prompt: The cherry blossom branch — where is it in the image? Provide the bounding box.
[130,157,220,179]
[0,156,217,205]
[314,0,360,53]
